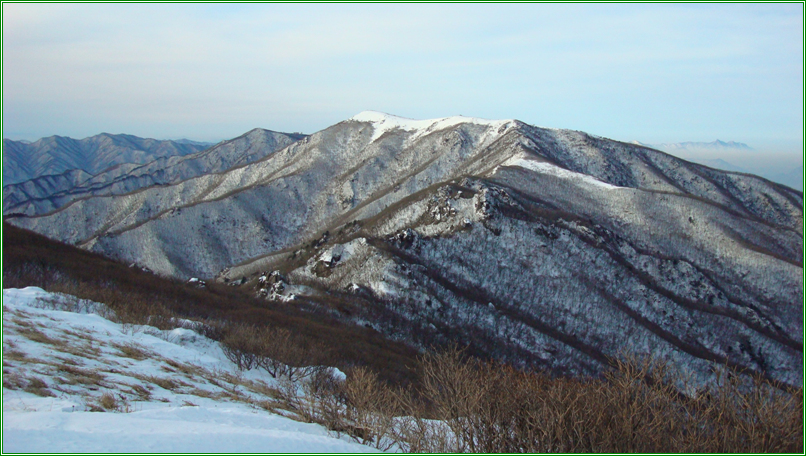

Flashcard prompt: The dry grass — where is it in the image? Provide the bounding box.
[133,374,191,392]
[253,399,278,412]
[15,327,63,346]
[3,349,30,363]
[17,376,55,397]
[120,383,152,401]
[188,387,215,399]
[53,340,102,359]
[56,365,106,386]
[82,391,131,412]
[54,356,81,366]
[3,371,27,390]
[60,328,99,341]
[98,391,119,410]
[163,358,204,378]
[112,342,151,361]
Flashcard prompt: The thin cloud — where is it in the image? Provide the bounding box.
[2,3,802,150]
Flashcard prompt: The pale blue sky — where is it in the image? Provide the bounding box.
[3,3,803,157]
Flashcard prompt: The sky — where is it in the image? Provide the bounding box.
[2,3,803,158]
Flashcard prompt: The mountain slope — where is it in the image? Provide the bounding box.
[3,129,305,216]
[3,133,211,185]
[8,111,802,386]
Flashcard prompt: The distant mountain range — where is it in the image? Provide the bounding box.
[3,130,306,216]
[7,111,801,387]
[2,133,213,186]
[633,140,754,153]
[686,158,749,173]
[632,140,802,190]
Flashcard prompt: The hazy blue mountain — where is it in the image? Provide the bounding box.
[634,139,754,153]
[3,129,306,215]
[2,133,212,185]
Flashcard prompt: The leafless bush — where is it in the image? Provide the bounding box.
[338,366,403,450]
[295,367,344,426]
[314,346,802,453]
[220,323,330,382]
[220,323,260,371]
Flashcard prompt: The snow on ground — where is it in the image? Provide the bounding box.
[350,111,514,142]
[2,287,380,453]
[499,154,623,189]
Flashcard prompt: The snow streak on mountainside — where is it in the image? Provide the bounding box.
[8,111,803,386]
[3,129,305,216]
[2,134,210,186]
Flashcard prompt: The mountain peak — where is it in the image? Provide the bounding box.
[349,111,515,142]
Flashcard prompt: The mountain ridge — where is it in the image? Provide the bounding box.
[3,129,306,216]
[6,112,802,387]
[3,133,212,186]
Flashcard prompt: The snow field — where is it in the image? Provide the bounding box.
[350,110,513,143]
[2,287,380,453]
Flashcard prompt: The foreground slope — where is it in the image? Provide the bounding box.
[8,112,803,386]
[2,287,378,453]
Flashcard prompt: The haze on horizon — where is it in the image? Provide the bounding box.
[3,4,803,163]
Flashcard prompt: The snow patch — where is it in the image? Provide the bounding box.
[350,111,514,143]
[499,155,622,189]
[318,238,364,264]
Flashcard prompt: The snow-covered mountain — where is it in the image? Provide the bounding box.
[7,111,802,386]
[3,129,306,216]
[2,133,211,186]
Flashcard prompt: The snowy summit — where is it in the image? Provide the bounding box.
[349,111,515,142]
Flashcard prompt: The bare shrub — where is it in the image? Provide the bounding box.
[98,392,119,410]
[339,366,402,450]
[296,367,344,426]
[220,323,260,371]
[377,349,802,453]
[689,366,803,453]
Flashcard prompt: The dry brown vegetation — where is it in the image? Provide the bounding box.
[288,346,803,453]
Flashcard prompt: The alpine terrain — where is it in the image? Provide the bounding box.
[7,111,803,387]
[3,129,305,216]
[2,133,212,185]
